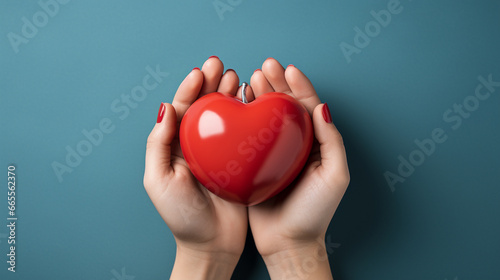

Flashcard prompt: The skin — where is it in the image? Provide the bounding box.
[249,58,350,279]
[143,57,349,280]
[144,58,249,279]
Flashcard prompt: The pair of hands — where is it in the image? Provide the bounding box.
[143,57,349,280]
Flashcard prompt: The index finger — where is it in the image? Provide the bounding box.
[172,68,204,121]
[285,65,321,115]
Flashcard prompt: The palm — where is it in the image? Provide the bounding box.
[248,145,334,255]
[163,139,247,253]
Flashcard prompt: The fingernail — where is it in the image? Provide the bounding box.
[265,57,273,61]
[254,68,261,73]
[157,103,166,123]
[322,103,332,123]
[225,68,235,73]
[209,55,219,59]
[288,64,295,68]
[192,67,200,71]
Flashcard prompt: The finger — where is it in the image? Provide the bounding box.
[235,82,255,102]
[199,56,224,97]
[172,68,204,121]
[312,103,350,189]
[144,103,178,190]
[261,57,292,95]
[285,65,321,115]
[217,69,239,96]
[250,69,274,98]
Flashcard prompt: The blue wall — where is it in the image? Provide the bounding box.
[1,0,499,279]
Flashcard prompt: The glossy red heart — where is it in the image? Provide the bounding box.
[179,92,313,205]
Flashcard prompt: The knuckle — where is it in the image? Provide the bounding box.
[332,131,345,146]
[146,134,160,150]
[341,173,350,188]
[337,171,350,190]
[143,174,153,189]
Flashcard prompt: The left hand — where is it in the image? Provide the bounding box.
[143,57,250,280]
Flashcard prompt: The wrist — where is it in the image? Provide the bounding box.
[262,238,333,280]
[170,245,240,280]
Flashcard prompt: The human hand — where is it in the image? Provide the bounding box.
[248,58,350,279]
[143,57,251,280]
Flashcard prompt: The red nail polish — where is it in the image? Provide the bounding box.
[209,55,219,59]
[254,69,261,73]
[322,103,332,123]
[288,64,295,68]
[192,67,200,71]
[157,103,165,123]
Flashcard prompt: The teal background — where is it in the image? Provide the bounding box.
[1,0,499,279]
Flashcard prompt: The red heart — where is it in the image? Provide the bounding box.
[179,92,313,205]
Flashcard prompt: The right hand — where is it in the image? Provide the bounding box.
[248,58,350,279]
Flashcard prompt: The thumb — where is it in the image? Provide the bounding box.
[144,103,177,190]
[312,103,350,187]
